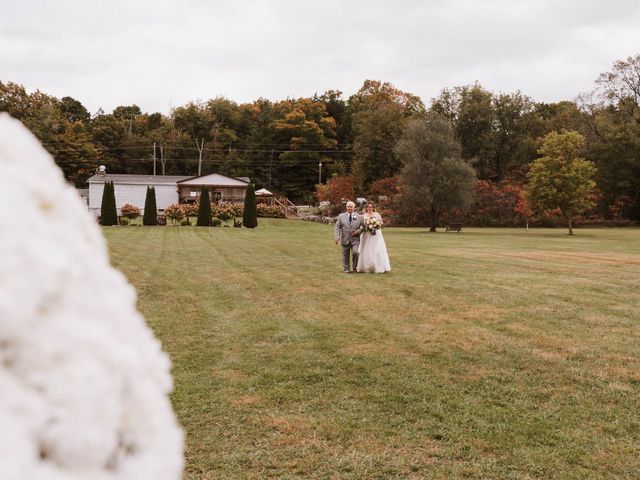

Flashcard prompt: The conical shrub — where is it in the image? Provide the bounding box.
[242,183,258,228]
[143,186,158,225]
[196,186,212,226]
[100,181,118,226]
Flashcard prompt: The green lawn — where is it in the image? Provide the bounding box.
[104,221,640,479]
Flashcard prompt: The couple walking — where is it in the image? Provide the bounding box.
[333,201,391,274]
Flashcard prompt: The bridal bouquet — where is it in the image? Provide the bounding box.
[364,217,382,235]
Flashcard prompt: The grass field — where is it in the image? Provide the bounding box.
[104,220,640,479]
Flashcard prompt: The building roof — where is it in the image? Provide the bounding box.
[87,174,192,185]
[177,173,249,187]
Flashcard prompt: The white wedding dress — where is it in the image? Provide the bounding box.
[357,213,391,273]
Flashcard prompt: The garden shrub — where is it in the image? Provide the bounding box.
[196,187,212,226]
[143,186,158,225]
[100,181,118,226]
[256,204,285,218]
[121,203,141,221]
[165,204,185,225]
[243,184,258,228]
[212,203,242,220]
[182,203,199,219]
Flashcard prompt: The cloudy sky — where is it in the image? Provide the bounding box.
[2,0,639,115]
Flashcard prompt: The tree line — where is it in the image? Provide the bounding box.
[1,53,639,221]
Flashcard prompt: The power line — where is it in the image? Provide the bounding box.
[46,145,355,155]
[81,157,353,165]
[43,141,354,149]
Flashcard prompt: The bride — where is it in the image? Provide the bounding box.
[357,202,391,273]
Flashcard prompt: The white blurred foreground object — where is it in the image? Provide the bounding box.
[0,113,183,479]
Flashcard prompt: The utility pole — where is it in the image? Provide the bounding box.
[196,138,205,176]
[153,142,157,175]
[318,161,322,184]
[268,149,274,189]
[159,145,166,175]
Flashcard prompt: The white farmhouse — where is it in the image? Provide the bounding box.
[87,167,250,217]
[177,173,250,204]
[87,173,191,217]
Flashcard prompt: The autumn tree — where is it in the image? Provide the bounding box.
[514,191,534,229]
[468,180,524,227]
[580,53,640,220]
[396,115,476,231]
[367,176,401,221]
[315,174,357,215]
[595,53,640,123]
[270,98,337,200]
[54,121,101,186]
[526,131,597,235]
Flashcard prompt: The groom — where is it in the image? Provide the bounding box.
[334,201,363,273]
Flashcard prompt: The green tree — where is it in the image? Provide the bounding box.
[396,115,477,231]
[143,186,158,225]
[431,84,496,179]
[492,91,542,180]
[242,184,258,228]
[237,98,277,190]
[196,186,212,226]
[431,84,548,181]
[350,80,425,188]
[100,181,118,226]
[60,96,90,123]
[91,112,128,172]
[112,105,142,134]
[172,101,216,176]
[526,131,597,235]
[315,90,349,145]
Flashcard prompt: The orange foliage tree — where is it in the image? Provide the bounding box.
[315,175,357,215]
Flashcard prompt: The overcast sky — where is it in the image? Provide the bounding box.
[2,0,639,115]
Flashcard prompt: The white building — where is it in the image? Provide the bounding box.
[87,169,250,217]
[87,173,191,217]
[177,173,250,204]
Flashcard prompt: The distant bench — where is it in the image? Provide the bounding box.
[445,223,462,232]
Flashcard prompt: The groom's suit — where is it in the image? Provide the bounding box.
[334,211,363,272]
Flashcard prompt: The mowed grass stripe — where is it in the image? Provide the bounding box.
[104,222,640,479]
